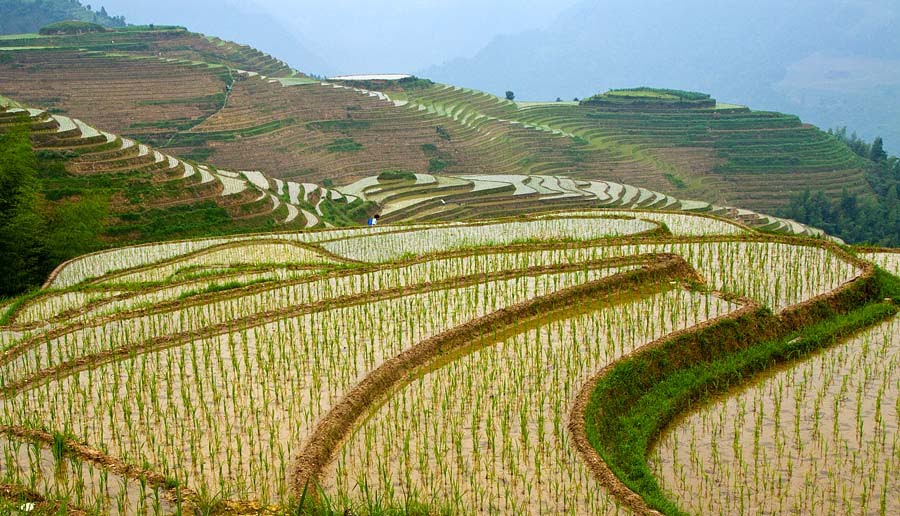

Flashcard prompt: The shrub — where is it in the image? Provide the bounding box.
[377,170,416,181]
[428,158,449,172]
[326,138,363,153]
[39,21,107,35]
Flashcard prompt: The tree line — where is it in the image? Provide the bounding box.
[0,0,126,36]
[0,122,107,296]
[780,129,900,246]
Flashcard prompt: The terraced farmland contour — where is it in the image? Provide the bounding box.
[0,29,873,217]
[1,209,895,515]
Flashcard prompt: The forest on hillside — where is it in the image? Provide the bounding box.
[0,123,106,295]
[0,0,126,35]
[781,130,900,246]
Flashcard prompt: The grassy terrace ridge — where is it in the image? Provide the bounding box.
[581,87,717,109]
[576,263,898,515]
[329,75,434,92]
[38,20,107,35]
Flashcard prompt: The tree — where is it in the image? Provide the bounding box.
[839,189,858,219]
[556,97,562,102]
[0,122,48,295]
[871,137,888,162]
[43,193,107,263]
[505,91,515,101]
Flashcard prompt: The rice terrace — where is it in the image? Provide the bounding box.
[0,5,899,516]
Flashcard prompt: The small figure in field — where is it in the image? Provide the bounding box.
[367,213,381,226]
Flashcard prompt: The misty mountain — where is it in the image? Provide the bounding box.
[0,0,126,34]
[79,0,334,76]
[422,0,900,150]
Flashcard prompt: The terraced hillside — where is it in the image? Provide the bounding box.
[0,26,292,75]
[396,86,872,213]
[0,89,833,310]
[1,210,896,515]
[337,171,828,238]
[0,30,872,216]
[0,101,370,246]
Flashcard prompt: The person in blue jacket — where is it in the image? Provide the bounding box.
[367,213,381,226]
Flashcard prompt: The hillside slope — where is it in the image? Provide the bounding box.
[0,98,373,293]
[0,28,871,216]
[422,0,900,152]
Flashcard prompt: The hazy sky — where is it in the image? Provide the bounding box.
[94,0,580,73]
[255,0,580,72]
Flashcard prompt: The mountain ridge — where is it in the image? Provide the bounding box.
[421,0,900,152]
[0,0,126,34]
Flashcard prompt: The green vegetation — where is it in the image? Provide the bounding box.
[581,87,716,109]
[583,268,898,514]
[781,130,900,245]
[177,279,273,300]
[608,88,711,101]
[164,118,297,147]
[377,170,416,181]
[317,198,366,226]
[435,126,451,141]
[0,0,126,35]
[177,147,216,162]
[39,20,106,34]
[307,119,371,133]
[663,173,686,189]
[0,117,317,295]
[51,431,68,461]
[343,198,378,223]
[0,122,108,295]
[428,157,449,172]
[326,138,363,153]
[129,117,206,132]
[136,93,226,108]
[332,75,434,92]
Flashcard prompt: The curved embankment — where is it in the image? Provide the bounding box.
[291,254,699,495]
[42,233,363,290]
[0,256,653,399]
[0,425,196,512]
[651,311,900,514]
[5,266,321,330]
[3,254,668,511]
[1,208,860,512]
[41,212,661,290]
[569,246,896,514]
[0,482,88,516]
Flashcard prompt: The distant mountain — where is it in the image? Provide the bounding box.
[422,0,900,151]
[0,0,127,34]
[79,0,334,76]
